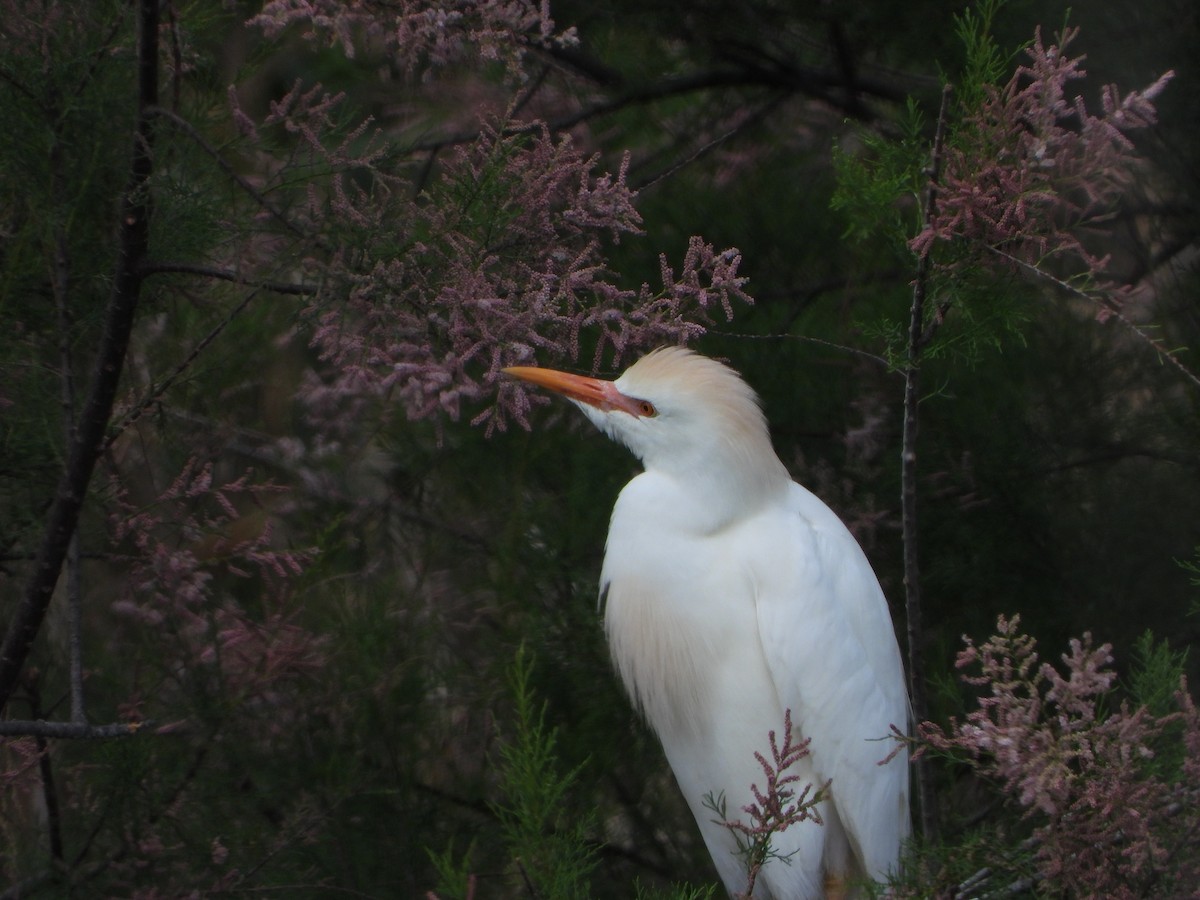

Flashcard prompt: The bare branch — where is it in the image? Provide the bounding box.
[902,82,954,844]
[0,0,159,711]
[138,261,319,296]
[406,62,906,156]
[50,141,87,726]
[0,719,147,739]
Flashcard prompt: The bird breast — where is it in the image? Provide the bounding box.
[600,470,777,742]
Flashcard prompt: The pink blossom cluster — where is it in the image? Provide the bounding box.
[278,112,751,433]
[919,615,1200,896]
[231,15,753,439]
[108,458,323,703]
[714,709,827,896]
[248,0,577,74]
[737,708,824,839]
[912,27,1173,282]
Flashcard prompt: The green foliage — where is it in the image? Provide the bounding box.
[830,0,1037,372]
[881,824,1039,898]
[950,0,1018,114]
[427,839,479,900]
[829,101,927,256]
[1129,630,1190,718]
[1127,630,1191,780]
[432,130,529,252]
[829,9,984,371]
[633,880,718,900]
[491,645,600,899]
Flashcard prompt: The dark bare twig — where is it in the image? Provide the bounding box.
[712,330,894,370]
[138,261,319,296]
[0,552,111,562]
[0,64,36,101]
[67,3,131,106]
[902,82,954,844]
[146,105,307,239]
[0,733,211,900]
[515,858,541,898]
[918,297,955,349]
[405,62,906,156]
[989,246,1200,394]
[634,94,786,192]
[101,289,258,453]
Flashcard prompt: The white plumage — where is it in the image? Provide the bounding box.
[506,347,909,898]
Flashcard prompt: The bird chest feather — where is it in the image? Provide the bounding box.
[600,472,773,741]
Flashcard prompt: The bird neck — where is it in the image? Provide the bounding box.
[649,439,790,533]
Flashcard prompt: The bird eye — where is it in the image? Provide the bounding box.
[636,400,657,418]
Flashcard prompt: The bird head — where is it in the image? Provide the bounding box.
[505,347,788,507]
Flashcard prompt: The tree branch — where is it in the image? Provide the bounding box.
[25,678,65,861]
[138,261,319,296]
[0,719,148,739]
[50,127,88,727]
[406,62,906,155]
[902,82,953,843]
[0,0,159,712]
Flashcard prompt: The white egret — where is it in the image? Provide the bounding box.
[505,347,909,899]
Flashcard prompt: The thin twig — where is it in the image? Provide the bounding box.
[0,63,36,101]
[0,552,112,562]
[67,3,131,106]
[918,297,955,349]
[146,105,307,239]
[515,859,541,899]
[988,246,1200,394]
[709,330,894,370]
[634,94,785,192]
[102,289,259,453]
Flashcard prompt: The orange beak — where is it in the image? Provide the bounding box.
[503,365,646,418]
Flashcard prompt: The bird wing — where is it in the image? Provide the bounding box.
[749,480,910,879]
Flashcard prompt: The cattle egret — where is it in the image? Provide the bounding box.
[505,347,909,899]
